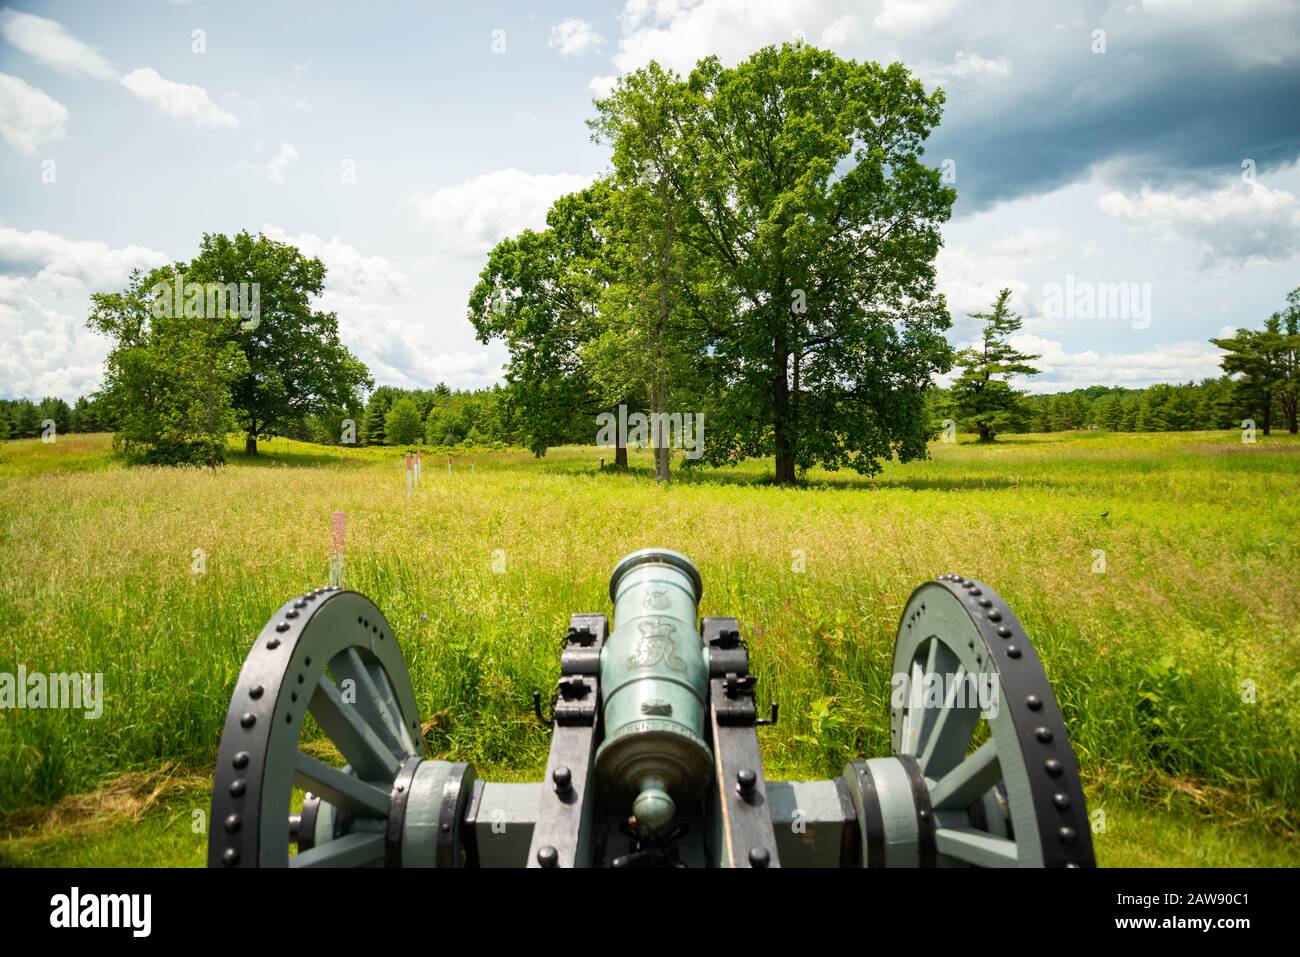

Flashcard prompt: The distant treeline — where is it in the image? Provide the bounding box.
[280,383,522,448]
[930,376,1280,435]
[6,375,1280,447]
[0,396,112,439]
[0,386,525,448]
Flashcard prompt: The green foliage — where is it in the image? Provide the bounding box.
[469,180,633,458]
[590,63,715,482]
[949,289,1040,441]
[384,397,423,445]
[673,45,956,482]
[86,265,248,465]
[929,376,1255,436]
[477,43,956,483]
[423,387,513,446]
[1212,285,1300,435]
[362,389,392,446]
[183,232,372,453]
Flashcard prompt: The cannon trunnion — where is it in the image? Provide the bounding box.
[209,549,1095,868]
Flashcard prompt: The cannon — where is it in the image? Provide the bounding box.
[208,548,1094,868]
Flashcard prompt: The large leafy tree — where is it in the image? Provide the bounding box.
[185,231,371,454]
[469,180,644,465]
[88,265,249,464]
[671,44,956,483]
[591,63,717,482]
[949,289,1040,442]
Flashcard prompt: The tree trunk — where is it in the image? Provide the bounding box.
[773,345,795,484]
[1263,389,1272,435]
[652,377,670,483]
[245,434,258,455]
[614,432,628,470]
[655,442,670,482]
[652,172,673,484]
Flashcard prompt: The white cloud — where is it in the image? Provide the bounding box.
[0,227,169,400]
[1008,333,1226,391]
[405,168,594,255]
[549,18,606,56]
[239,142,299,183]
[819,14,862,46]
[612,0,813,74]
[911,51,1011,86]
[120,68,238,128]
[0,226,168,289]
[937,225,1063,320]
[589,75,618,97]
[0,8,116,80]
[258,225,502,391]
[873,0,959,34]
[0,72,66,155]
[260,225,408,297]
[1099,180,1300,267]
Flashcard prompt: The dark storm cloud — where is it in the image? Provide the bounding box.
[913,3,1300,212]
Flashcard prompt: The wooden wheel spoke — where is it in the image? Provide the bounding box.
[929,739,1001,811]
[328,648,412,758]
[292,751,391,819]
[935,826,1020,867]
[917,664,978,776]
[366,660,419,756]
[291,832,385,869]
[308,674,401,781]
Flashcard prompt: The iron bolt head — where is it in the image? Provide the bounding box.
[552,766,573,795]
[736,768,757,796]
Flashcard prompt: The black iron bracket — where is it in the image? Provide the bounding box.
[702,616,781,868]
[527,613,608,868]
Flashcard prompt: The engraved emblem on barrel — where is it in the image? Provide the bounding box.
[628,619,687,671]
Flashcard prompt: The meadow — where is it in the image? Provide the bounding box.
[1,429,1297,867]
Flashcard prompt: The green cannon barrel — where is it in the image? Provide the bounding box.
[594,548,714,836]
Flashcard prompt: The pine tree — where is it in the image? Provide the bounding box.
[363,394,390,446]
[1098,394,1124,431]
[950,289,1041,441]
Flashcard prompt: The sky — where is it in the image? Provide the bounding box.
[1,0,1298,402]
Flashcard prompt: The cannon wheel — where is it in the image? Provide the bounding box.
[208,588,424,867]
[890,576,1095,867]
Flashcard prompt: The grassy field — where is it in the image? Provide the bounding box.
[1,429,1298,867]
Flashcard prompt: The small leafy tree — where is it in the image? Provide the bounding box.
[384,397,423,445]
[949,289,1040,441]
[88,265,249,464]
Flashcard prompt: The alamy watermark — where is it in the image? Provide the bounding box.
[1043,274,1151,329]
[1,667,104,719]
[596,404,704,460]
[891,670,1000,718]
[50,887,150,937]
[150,276,261,331]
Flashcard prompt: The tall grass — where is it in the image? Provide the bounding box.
[1,430,1297,847]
